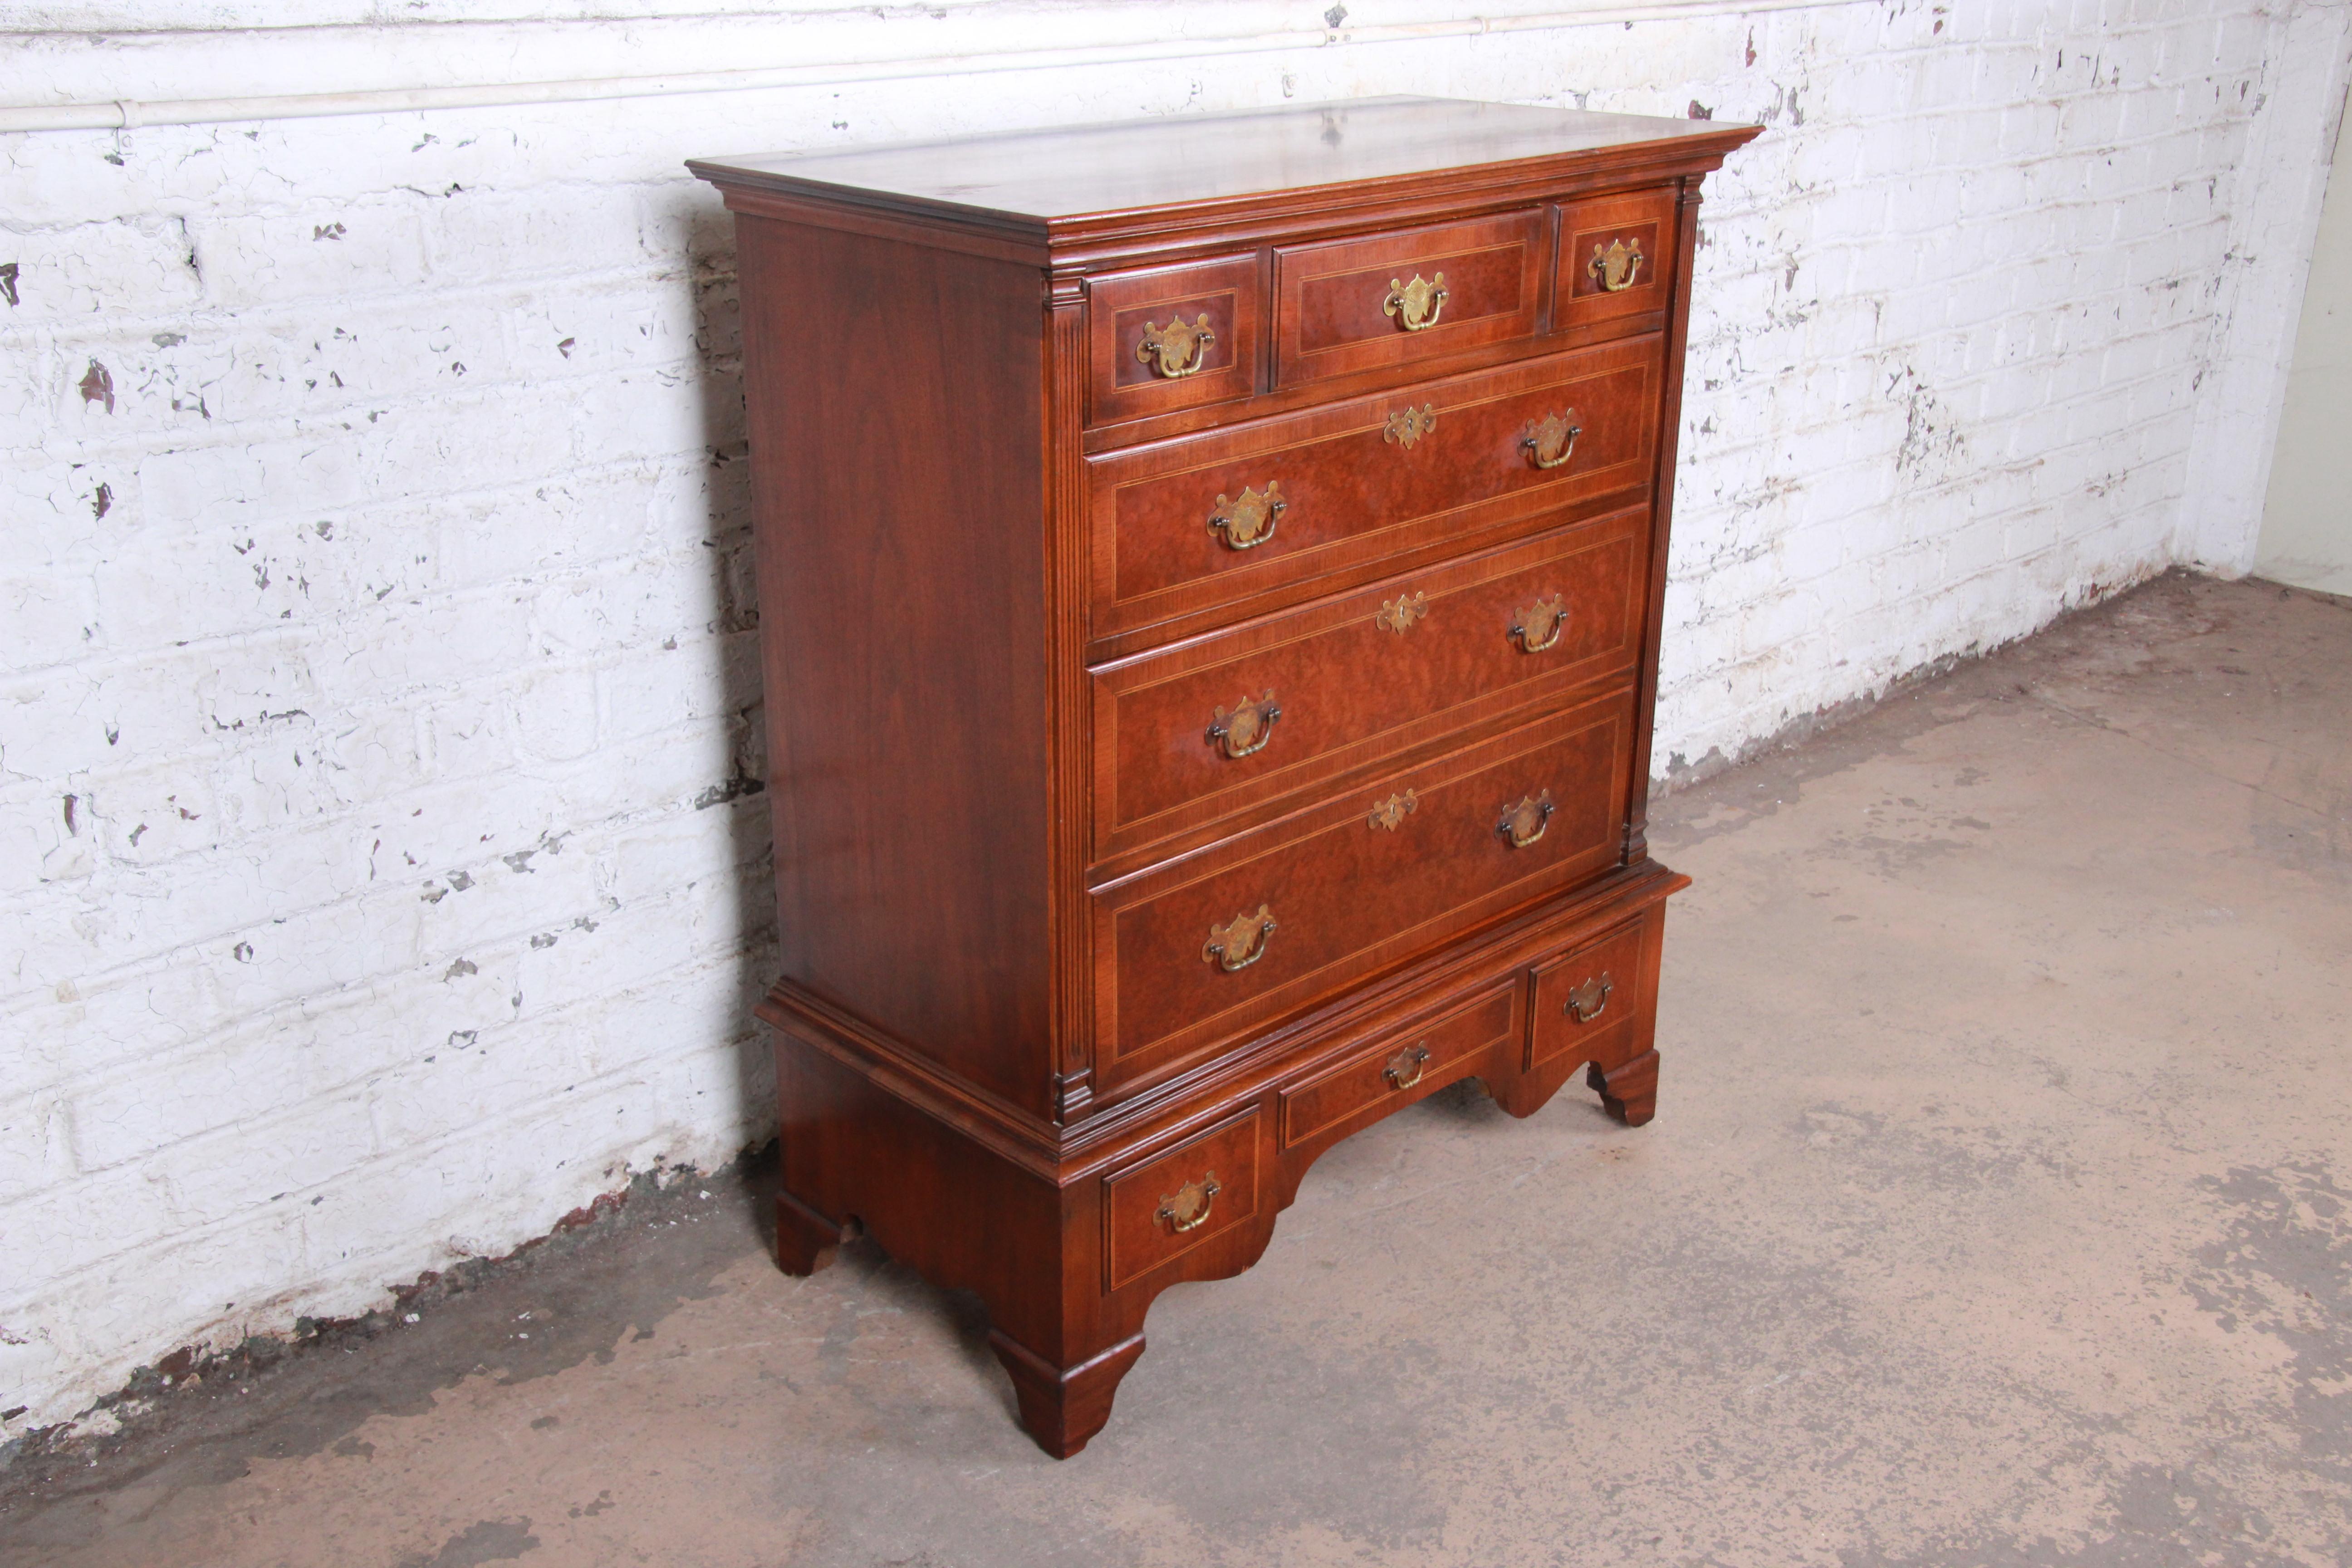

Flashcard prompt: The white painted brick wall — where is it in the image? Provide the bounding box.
[3,0,2346,1439]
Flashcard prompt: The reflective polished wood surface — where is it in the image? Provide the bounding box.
[696,95,1758,1458]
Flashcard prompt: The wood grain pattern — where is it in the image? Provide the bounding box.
[1087,336,1661,644]
[1095,698,1632,1093]
[1092,515,1646,859]
[738,215,1055,1118]
[1103,1105,1263,1289]
[1279,980,1519,1147]
[702,96,1757,1458]
[1527,913,1647,1068]
[1274,209,1545,387]
[1555,186,1680,332]
[1088,253,1263,424]
[1623,182,1710,865]
[691,95,1755,260]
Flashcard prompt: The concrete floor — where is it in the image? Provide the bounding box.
[5,571,2348,1568]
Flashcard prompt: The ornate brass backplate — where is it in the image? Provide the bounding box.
[1563,971,1614,1024]
[1136,313,1216,377]
[1206,691,1281,760]
[1202,904,1277,971]
[1375,591,1430,634]
[1497,789,1556,850]
[1522,410,1582,470]
[1366,789,1418,831]
[1383,402,1440,448]
[1156,1171,1223,1233]
[1382,271,1450,332]
[1588,237,1644,293]
[1383,1042,1432,1091]
[1207,480,1286,550]
[1508,593,1568,653]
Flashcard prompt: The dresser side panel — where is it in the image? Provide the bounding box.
[739,215,1054,1118]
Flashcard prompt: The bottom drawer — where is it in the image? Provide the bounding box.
[1528,913,1650,1070]
[1103,1106,1263,1290]
[1280,980,1519,1148]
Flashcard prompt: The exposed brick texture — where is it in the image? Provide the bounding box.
[3,0,2345,1436]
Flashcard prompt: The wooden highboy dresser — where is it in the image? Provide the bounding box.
[691,97,1757,1456]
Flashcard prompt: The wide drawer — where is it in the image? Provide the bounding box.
[1092,512,1646,860]
[1274,209,1545,388]
[1088,336,1661,644]
[1093,698,1632,1093]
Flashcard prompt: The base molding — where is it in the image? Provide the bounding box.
[767,867,1684,1455]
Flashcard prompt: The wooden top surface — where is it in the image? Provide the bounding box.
[688,96,1755,230]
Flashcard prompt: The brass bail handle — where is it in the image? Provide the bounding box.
[1156,1171,1222,1233]
[1137,313,1216,377]
[1207,481,1286,551]
[1384,1042,1432,1091]
[1498,789,1555,850]
[1382,271,1450,331]
[1509,593,1568,654]
[1589,237,1643,293]
[1563,971,1614,1024]
[1206,691,1281,760]
[1522,411,1582,470]
[1202,904,1277,972]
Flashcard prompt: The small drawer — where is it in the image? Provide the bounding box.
[1089,254,1262,426]
[1280,982,1519,1149]
[1088,335,1662,642]
[1103,1105,1263,1289]
[1093,514,1647,858]
[1554,188,1678,333]
[1528,915,1650,1069]
[1094,698,1632,1092]
[1274,210,1545,389]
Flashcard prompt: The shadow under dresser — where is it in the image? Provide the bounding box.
[689,95,1759,1457]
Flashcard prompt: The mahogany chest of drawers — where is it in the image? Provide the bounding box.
[691,97,1757,1456]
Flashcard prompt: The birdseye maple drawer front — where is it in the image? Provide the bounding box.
[1093,514,1646,858]
[1090,336,1661,640]
[1274,209,1545,388]
[1089,253,1264,426]
[1554,187,1678,333]
[1103,1104,1263,1290]
[1093,698,1633,1091]
[1527,914,1649,1071]
[1279,981,1519,1150]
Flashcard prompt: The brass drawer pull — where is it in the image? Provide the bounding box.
[1375,591,1429,634]
[1563,972,1614,1024]
[1522,411,1582,470]
[1137,314,1215,377]
[1203,905,1277,972]
[1498,789,1555,849]
[1382,271,1450,332]
[1156,1171,1222,1233]
[1206,691,1281,760]
[1384,1043,1432,1091]
[1508,593,1567,653]
[1588,237,1644,293]
[1384,403,1440,448]
[1207,481,1285,550]
[1367,789,1417,831]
